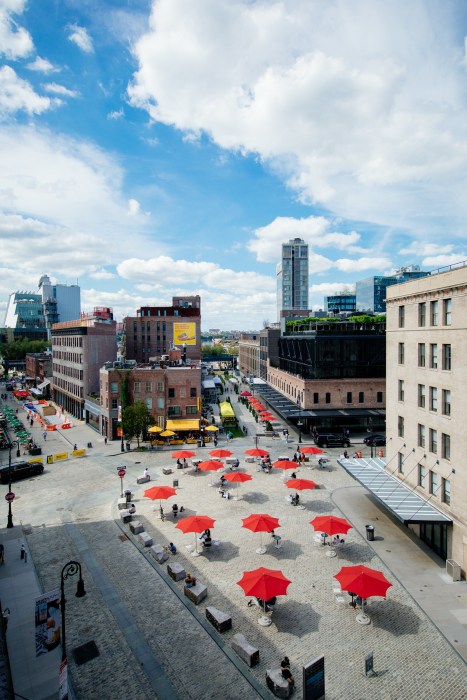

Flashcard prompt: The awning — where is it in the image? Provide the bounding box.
[37,379,50,390]
[166,419,200,432]
[202,380,216,389]
[30,388,42,395]
[339,457,452,525]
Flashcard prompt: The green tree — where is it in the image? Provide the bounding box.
[122,401,154,447]
[0,339,50,360]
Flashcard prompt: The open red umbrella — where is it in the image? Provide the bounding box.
[240,390,252,397]
[310,515,352,536]
[242,513,280,554]
[171,450,196,459]
[176,515,216,556]
[245,448,269,457]
[334,565,392,601]
[273,459,299,470]
[285,478,317,490]
[237,567,291,625]
[223,471,252,499]
[209,448,232,458]
[300,446,324,455]
[144,485,177,517]
[260,414,275,422]
[198,460,224,471]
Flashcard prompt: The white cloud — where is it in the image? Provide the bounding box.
[26,56,59,74]
[128,198,140,215]
[67,24,94,53]
[43,83,79,98]
[0,66,53,116]
[108,108,124,120]
[399,241,454,256]
[421,253,467,268]
[128,0,467,240]
[334,257,392,273]
[310,282,356,296]
[0,0,33,59]
[88,269,116,280]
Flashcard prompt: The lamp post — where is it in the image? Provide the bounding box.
[296,399,303,444]
[7,439,20,528]
[60,560,86,663]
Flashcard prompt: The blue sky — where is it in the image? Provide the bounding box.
[1,0,467,330]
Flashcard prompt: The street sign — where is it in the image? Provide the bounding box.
[5,492,15,503]
[117,469,126,477]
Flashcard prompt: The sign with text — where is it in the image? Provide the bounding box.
[303,655,325,700]
[28,457,43,464]
[173,322,196,346]
[53,452,69,462]
[72,449,86,458]
[35,589,60,657]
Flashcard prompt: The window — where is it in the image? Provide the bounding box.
[418,343,426,367]
[418,302,426,327]
[398,305,405,328]
[110,382,118,393]
[325,392,331,404]
[441,433,450,460]
[157,381,164,392]
[443,298,452,326]
[313,392,319,404]
[346,392,352,404]
[376,391,383,403]
[429,386,437,412]
[418,464,426,488]
[429,428,438,453]
[168,388,175,398]
[442,389,451,416]
[429,344,438,369]
[157,397,164,409]
[190,388,197,398]
[398,452,404,473]
[442,344,451,371]
[430,300,438,326]
[418,384,426,408]
[442,478,451,505]
[186,405,197,414]
[167,405,181,417]
[145,381,152,393]
[398,342,404,364]
[134,381,140,394]
[418,424,426,448]
[111,398,118,410]
[145,397,152,409]
[358,391,364,404]
[398,380,404,402]
[398,415,404,437]
[429,470,438,495]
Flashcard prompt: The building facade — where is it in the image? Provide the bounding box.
[276,238,309,320]
[123,296,201,364]
[356,267,429,313]
[39,275,81,337]
[325,293,356,315]
[51,308,117,420]
[238,334,260,381]
[25,352,52,397]
[3,292,47,341]
[386,264,467,570]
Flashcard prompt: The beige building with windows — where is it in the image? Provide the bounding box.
[386,264,466,572]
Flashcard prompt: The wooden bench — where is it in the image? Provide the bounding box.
[167,562,185,581]
[266,669,293,698]
[129,520,144,535]
[231,633,259,667]
[137,475,150,484]
[139,531,153,547]
[206,606,232,633]
[119,510,132,524]
[184,582,207,605]
[149,544,168,564]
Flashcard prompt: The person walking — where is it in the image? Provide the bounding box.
[43,431,47,441]
[104,436,108,445]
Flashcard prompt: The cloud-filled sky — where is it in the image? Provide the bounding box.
[1,0,467,330]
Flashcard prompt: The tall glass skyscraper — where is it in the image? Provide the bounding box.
[276,238,309,320]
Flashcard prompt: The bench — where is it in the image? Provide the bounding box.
[129,520,144,535]
[119,510,132,523]
[139,531,153,547]
[245,457,255,463]
[137,475,151,484]
[225,457,237,464]
[206,606,232,633]
[149,544,168,564]
[184,582,207,605]
[117,498,128,510]
[162,467,173,475]
[231,633,259,667]
[266,669,293,698]
[167,562,186,581]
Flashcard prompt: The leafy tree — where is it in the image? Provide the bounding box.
[0,339,50,359]
[122,401,154,447]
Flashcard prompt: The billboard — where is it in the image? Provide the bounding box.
[35,589,61,656]
[173,322,196,346]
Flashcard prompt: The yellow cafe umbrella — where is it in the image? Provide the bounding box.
[205,425,219,432]
[148,425,163,433]
[160,430,176,437]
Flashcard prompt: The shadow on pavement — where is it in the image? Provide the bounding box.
[241,491,270,504]
[273,600,321,637]
[337,542,375,564]
[370,600,422,636]
[307,499,336,513]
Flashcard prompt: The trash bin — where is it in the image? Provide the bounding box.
[197,438,202,448]
[365,525,375,541]
[126,442,131,451]
[124,489,132,504]
[173,479,179,488]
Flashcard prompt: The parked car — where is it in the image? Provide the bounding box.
[0,461,44,484]
[363,434,386,447]
[313,433,351,448]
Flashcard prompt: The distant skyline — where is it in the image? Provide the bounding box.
[1,0,467,330]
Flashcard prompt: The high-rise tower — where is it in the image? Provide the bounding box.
[276,238,309,320]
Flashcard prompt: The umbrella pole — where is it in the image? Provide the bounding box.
[258,597,272,627]
[256,532,266,555]
[192,532,200,557]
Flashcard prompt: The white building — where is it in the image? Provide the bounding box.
[276,238,309,321]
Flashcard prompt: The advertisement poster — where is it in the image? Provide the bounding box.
[173,322,196,346]
[35,589,61,657]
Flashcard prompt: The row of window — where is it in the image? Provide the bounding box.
[132,343,168,354]
[53,377,83,398]
[53,337,84,347]
[168,405,198,417]
[398,343,451,370]
[396,418,451,459]
[104,381,198,398]
[398,381,451,415]
[53,364,83,381]
[312,391,384,404]
[52,351,83,364]
[398,299,452,328]
[419,466,450,505]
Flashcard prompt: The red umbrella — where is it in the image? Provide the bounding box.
[209,448,232,458]
[176,515,216,556]
[171,450,196,459]
[223,471,252,499]
[198,460,224,471]
[242,513,280,554]
[258,410,272,415]
[285,478,317,490]
[273,459,299,470]
[300,446,324,455]
[144,485,177,516]
[237,567,291,625]
[334,565,392,600]
[245,448,269,457]
[240,390,252,397]
[310,515,352,536]
[260,414,275,422]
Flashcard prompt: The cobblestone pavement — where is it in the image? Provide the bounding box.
[2,394,466,699]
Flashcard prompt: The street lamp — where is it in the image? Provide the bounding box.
[7,439,20,529]
[296,399,303,444]
[60,560,86,662]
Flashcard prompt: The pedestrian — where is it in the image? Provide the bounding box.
[43,431,47,441]
[0,543,4,564]
[20,544,27,562]
[280,656,290,669]
[73,444,77,451]
[104,436,108,445]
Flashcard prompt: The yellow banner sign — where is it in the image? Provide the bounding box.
[173,322,196,346]
[28,457,43,464]
[72,449,86,458]
[53,452,69,462]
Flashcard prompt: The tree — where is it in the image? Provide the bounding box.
[122,401,154,447]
